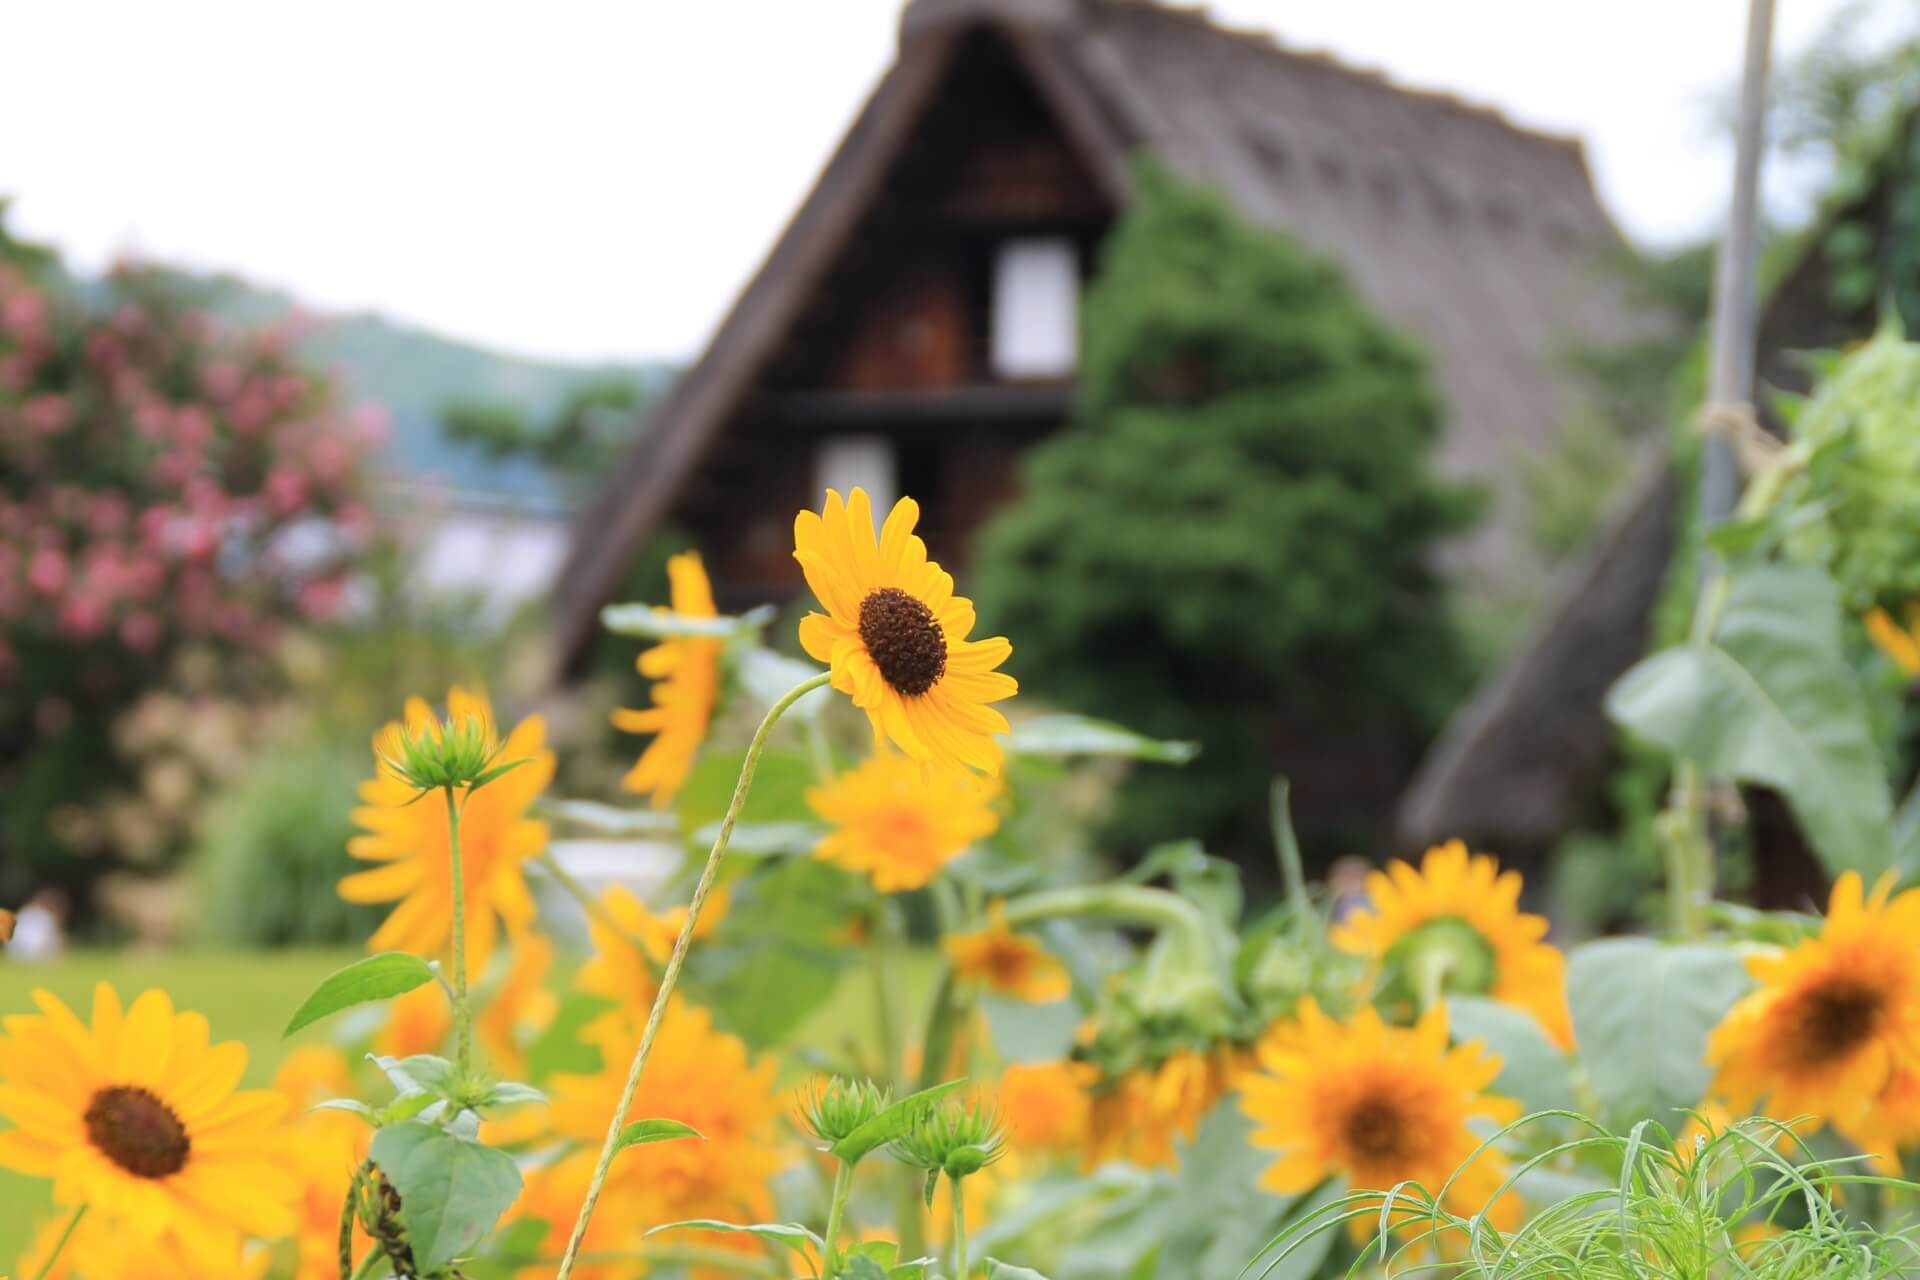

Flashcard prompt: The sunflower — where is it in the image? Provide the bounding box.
[1086,1046,1243,1169]
[17,1211,271,1280]
[575,884,731,1011]
[945,902,1071,1003]
[808,750,1000,891]
[1866,605,1920,676]
[794,489,1016,775]
[0,984,296,1269]
[374,981,452,1060]
[532,998,786,1272]
[270,1049,371,1280]
[613,551,722,807]
[340,686,555,982]
[1332,839,1572,1046]
[1708,872,1920,1152]
[998,1060,1096,1155]
[1239,998,1522,1234]
[477,934,559,1076]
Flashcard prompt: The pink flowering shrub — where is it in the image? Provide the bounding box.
[0,228,378,903]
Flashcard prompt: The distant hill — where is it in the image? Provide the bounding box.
[154,269,676,509]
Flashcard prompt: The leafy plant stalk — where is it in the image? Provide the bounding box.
[820,1161,856,1279]
[445,785,474,1072]
[552,672,831,1280]
[951,1176,968,1280]
[338,1158,372,1280]
[32,1203,86,1280]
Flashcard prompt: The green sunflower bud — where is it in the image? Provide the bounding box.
[379,711,523,793]
[799,1076,890,1147]
[891,1095,1006,1182]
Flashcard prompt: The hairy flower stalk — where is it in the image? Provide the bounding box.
[445,785,474,1072]
[553,672,831,1280]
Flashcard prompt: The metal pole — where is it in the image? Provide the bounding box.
[1700,0,1778,527]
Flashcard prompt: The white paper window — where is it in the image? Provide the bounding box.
[990,238,1078,378]
[815,435,898,512]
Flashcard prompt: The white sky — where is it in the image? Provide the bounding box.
[0,0,1884,363]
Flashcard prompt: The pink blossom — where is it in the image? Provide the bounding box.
[264,464,309,515]
[26,547,68,596]
[58,591,108,639]
[296,574,346,621]
[172,405,213,450]
[119,610,162,653]
[22,394,69,436]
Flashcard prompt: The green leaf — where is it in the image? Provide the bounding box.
[830,1078,968,1166]
[981,995,1079,1064]
[369,1053,457,1099]
[845,1257,892,1280]
[1605,564,1894,877]
[613,1118,703,1152]
[479,1081,547,1110]
[1004,713,1198,763]
[601,601,774,639]
[644,1219,823,1262]
[1566,938,1754,1125]
[284,952,437,1036]
[369,1122,523,1271]
[1444,995,1576,1115]
[312,1097,378,1125]
[985,1262,1052,1279]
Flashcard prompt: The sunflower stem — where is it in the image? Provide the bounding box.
[873,900,903,1081]
[444,784,474,1074]
[820,1159,856,1279]
[553,672,832,1280]
[951,1174,969,1280]
[33,1203,86,1280]
[349,1247,386,1280]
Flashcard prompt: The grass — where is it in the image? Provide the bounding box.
[0,943,944,1262]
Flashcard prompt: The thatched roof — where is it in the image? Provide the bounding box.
[1397,118,1915,855]
[551,0,1648,671]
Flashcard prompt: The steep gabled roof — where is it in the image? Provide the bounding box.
[552,0,1648,671]
[1397,112,1920,854]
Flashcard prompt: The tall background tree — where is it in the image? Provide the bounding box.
[974,164,1480,859]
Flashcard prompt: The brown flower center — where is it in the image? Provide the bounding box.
[858,587,946,696]
[1788,978,1884,1067]
[85,1085,190,1178]
[1342,1098,1409,1164]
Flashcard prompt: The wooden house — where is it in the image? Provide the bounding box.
[551,0,1649,673]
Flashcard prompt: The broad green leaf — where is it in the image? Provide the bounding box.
[600,601,775,639]
[830,1078,968,1165]
[284,952,436,1035]
[1566,938,1754,1125]
[369,1053,457,1099]
[736,647,831,719]
[982,995,1079,1064]
[985,1262,1052,1279]
[312,1097,378,1125]
[613,1118,703,1152]
[480,1081,547,1110]
[1444,995,1576,1115]
[1003,714,1199,763]
[687,857,850,1049]
[369,1122,523,1271]
[645,1219,823,1262]
[537,798,680,836]
[845,1257,892,1280]
[1605,565,1893,877]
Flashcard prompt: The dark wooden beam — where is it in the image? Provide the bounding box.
[747,381,1073,429]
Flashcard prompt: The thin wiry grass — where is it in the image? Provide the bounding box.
[1243,1111,1920,1279]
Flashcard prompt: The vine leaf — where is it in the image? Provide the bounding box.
[1606,564,1894,877]
[369,1121,522,1271]
[283,953,437,1036]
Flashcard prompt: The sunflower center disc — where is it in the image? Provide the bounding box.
[1342,1098,1408,1163]
[1794,979,1884,1064]
[85,1084,190,1178]
[858,587,947,696]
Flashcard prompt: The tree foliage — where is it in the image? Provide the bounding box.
[973,164,1479,853]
